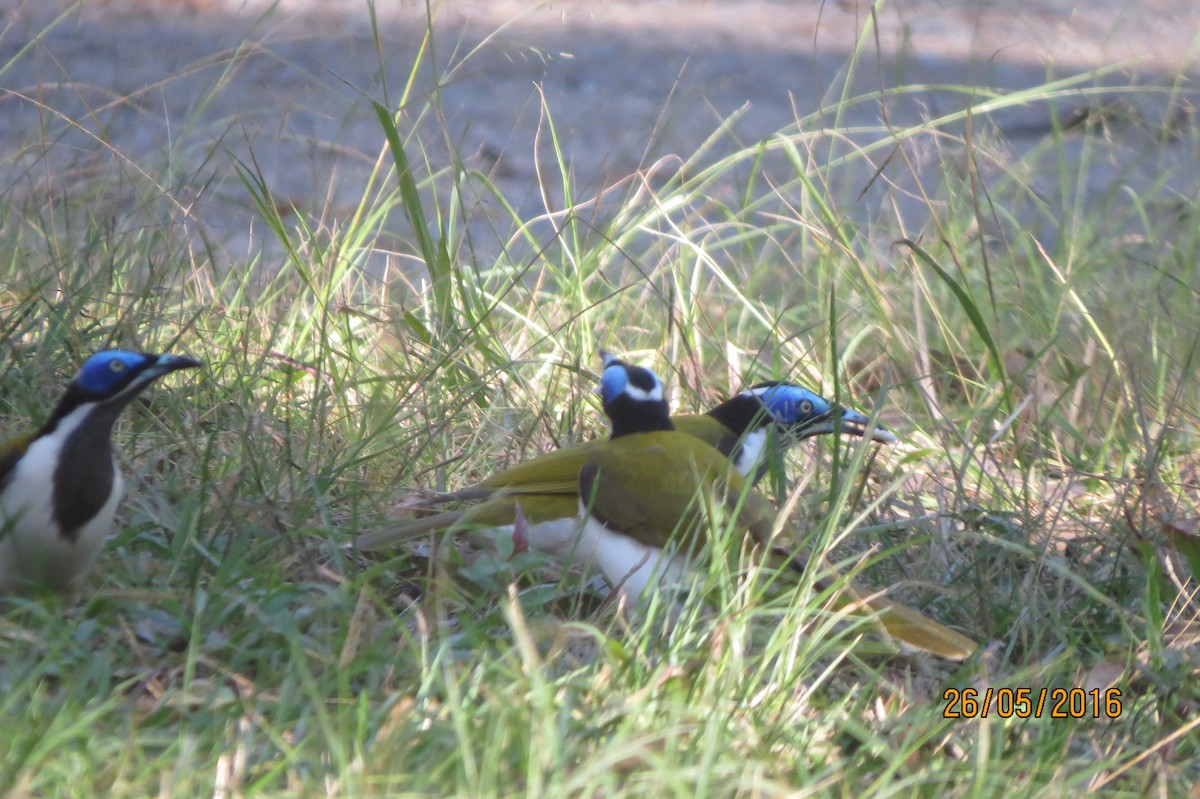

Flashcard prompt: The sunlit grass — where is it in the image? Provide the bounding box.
[1,2,1198,797]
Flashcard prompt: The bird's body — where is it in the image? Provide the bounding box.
[0,350,201,595]
[578,353,978,660]
[575,429,776,603]
[356,380,894,558]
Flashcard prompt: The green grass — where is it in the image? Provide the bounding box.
[2,3,1199,797]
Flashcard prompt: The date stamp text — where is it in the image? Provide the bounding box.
[942,687,1123,719]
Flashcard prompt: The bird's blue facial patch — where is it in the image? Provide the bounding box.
[751,383,831,425]
[599,363,628,404]
[74,350,155,396]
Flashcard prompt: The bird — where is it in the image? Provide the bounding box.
[354,374,895,560]
[0,349,202,596]
[573,352,977,660]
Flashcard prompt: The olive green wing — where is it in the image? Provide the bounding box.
[409,440,600,509]
[479,440,602,491]
[480,412,727,489]
[578,464,698,552]
[414,414,726,510]
[355,482,581,551]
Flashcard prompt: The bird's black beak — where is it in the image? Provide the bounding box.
[794,406,897,443]
[150,353,203,375]
[131,354,202,389]
[829,406,897,443]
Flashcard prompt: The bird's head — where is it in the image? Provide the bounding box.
[45,350,202,429]
[597,350,673,438]
[72,351,202,403]
[748,382,897,444]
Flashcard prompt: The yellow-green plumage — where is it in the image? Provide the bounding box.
[356,377,899,553]
[571,353,978,660]
[578,428,978,660]
[357,413,780,550]
[0,433,36,475]
[430,415,741,504]
[579,430,775,552]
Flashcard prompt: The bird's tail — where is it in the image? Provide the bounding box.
[353,509,468,552]
[773,547,978,661]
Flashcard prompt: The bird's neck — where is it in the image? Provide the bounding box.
[706,395,775,477]
[607,397,674,439]
[705,394,770,439]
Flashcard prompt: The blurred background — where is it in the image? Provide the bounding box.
[3,0,1196,263]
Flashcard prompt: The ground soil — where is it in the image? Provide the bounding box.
[1,1,1197,262]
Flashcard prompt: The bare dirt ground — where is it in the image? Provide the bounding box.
[1,0,1198,262]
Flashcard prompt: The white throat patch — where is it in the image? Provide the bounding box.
[732,428,767,478]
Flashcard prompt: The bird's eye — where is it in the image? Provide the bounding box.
[109,360,126,373]
[798,399,813,414]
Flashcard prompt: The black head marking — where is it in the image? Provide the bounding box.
[597,352,673,438]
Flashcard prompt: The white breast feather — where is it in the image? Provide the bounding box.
[577,499,690,608]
